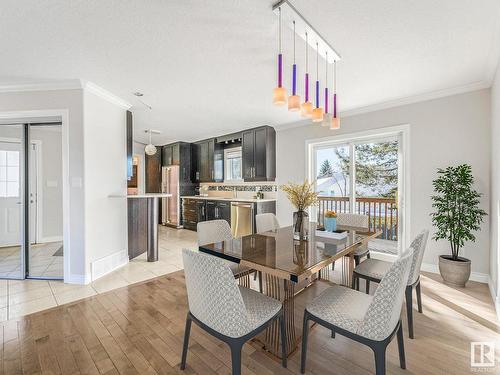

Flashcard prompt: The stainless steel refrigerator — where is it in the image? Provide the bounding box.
[161,165,180,227]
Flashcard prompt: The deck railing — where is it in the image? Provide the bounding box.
[317,196,398,241]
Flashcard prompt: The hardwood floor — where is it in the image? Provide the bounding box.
[0,270,499,374]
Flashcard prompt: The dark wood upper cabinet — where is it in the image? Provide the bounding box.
[162,143,181,166]
[145,151,161,193]
[192,138,223,183]
[242,126,276,182]
[126,110,133,179]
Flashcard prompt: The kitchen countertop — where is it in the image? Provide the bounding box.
[181,195,276,203]
[109,193,173,199]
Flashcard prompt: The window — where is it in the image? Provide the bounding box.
[0,150,20,197]
[224,147,242,182]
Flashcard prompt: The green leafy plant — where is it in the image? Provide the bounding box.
[430,164,486,260]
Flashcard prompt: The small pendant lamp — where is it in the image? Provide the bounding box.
[322,52,332,127]
[273,7,287,106]
[300,32,313,117]
[312,42,324,123]
[288,21,300,111]
[145,129,157,156]
[330,60,340,129]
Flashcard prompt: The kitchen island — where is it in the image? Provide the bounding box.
[110,193,173,261]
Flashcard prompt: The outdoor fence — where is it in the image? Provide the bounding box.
[317,196,398,240]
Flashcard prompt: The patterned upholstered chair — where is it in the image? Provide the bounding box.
[332,213,370,271]
[181,249,286,375]
[197,220,252,279]
[301,247,415,375]
[352,230,429,338]
[255,213,280,233]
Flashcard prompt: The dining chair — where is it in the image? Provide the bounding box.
[352,230,429,338]
[255,213,280,233]
[301,247,415,375]
[197,220,252,280]
[181,249,287,375]
[332,213,370,271]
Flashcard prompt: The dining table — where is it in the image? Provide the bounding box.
[198,221,382,359]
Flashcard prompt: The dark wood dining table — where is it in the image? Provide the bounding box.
[199,222,381,358]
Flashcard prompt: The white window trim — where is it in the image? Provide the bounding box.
[305,124,411,252]
[224,146,243,183]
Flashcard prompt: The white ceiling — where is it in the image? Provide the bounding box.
[1,0,500,145]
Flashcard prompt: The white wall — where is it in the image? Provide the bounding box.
[277,89,491,278]
[0,89,86,282]
[490,65,500,304]
[83,90,128,280]
[133,141,145,194]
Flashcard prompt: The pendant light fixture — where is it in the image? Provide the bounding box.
[311,42,324,123]
[144,129,157,156]
[321,52,331,127]
[288,21,300,111]
[273,7,287,106]
[330,60,340,129]
[300,32,313,117]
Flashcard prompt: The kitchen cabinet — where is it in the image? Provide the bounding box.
[242,126,276,182]
[162,143,181,166]
[206,200,230,224]
[192,138,223,183]
[145,151,161,193]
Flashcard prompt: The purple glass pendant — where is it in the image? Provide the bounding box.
[292,64,297,95]
[324,87,329,114]
[333,93,337,118]
[305,73,309,101]
[278,53,283,87]
[315,80,319,108]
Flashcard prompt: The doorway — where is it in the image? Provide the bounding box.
[307,126,410,254]
[0,121,63,280]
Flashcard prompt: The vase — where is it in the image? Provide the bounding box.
[438,255,471,287]
[324,217,337,232]
[293,210,309,240]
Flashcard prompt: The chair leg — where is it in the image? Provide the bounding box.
[355,255,360,266]
[253,271,257,281]
[405,286,414,339]
[258,271,263,294]
[230,343,242,375]
[279,312,287,368]
[356,277,360,291]
[366,280,370,294]
[396,321,406,369]
[367,252,371,259]
[332,261,335,271]
[416,280,423,313]
[300,312,310,374]
[331,330,335,338]
[373,345,387,375]
[180,314,192,370]
[351,275,357,289]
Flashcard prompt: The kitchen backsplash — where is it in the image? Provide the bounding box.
[200,182,278,199]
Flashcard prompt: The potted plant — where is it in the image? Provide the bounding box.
[430,164,486,287]
[281,180,319,240]
[324,210,338,232]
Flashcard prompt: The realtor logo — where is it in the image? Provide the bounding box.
[471,342,495,368]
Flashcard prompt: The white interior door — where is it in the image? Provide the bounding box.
[29,143,37,243]
[0,140,22,247]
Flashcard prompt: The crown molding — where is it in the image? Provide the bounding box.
[81,80,132,110]
[0,79,132,110]
[340,80,491,118]
[0,79,83,93]
[276,80,491,132]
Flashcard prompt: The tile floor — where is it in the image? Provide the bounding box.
[0,226,197,321]
[0,241,64,278]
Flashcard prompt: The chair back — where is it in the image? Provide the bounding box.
[357,247,414,341]
[182,249,252,337]
[256,213,280,233]
[408,230,429,285]
[336,213,369,230]
[197,219,232,246]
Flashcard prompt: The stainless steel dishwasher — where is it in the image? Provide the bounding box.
[231,202,254,237]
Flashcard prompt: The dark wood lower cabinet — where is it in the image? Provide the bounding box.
[182,198,275,232]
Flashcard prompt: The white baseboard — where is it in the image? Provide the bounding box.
[420,262,489,283]
[37,236,63,244]
[65,273,92,285]
[488,276,500,321]
[91,249,128,282]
